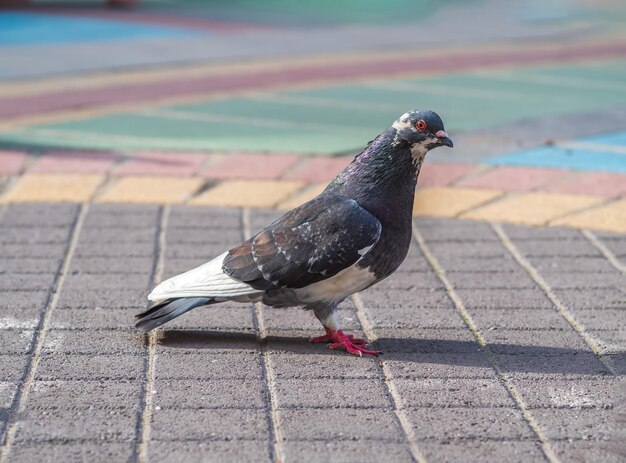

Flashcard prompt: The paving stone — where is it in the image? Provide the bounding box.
[151,408,268,441]
[497,353,612,377]
[281,440,413,463]
[463,193,601,226]
[13,409,138,442]
[62,273,151,291]
[56,288,147,309]
[155,352,262,380]
[536,271,625,289]
[154,330,259,354]
[29,151,117,174]
[427,241,509,260]
[0,257,61,274]
[153,379,265,409]
[445,270,536,289]
[513,239,601,258]
[97,176,203,204]
[50,308,139,330]
[190,180,304,208]
[469,308,570,330]
[512,377,619,409]
[270,352,380,379]
[407,407,533,440]
[0,330,35,354]
[35,354,143,381]
[596,236,626,258]
[573,309,626,331]
[162,306,256,331]
[502,224,585,241]
[0,290,49,310]
[374,328,481,355]
[359,288,452,309]
[285,156,351,182]
[274,378,388,408]
[418,441,547,463]
[42,330,145,355]
[8,443,134,463]
[0,381,18,408]
[553,199,626,234]
[418,163,476,188]
[437,255,524,273]
[528,256,617,273]
[0,150,26,175]
[148,440,271,463]
[69,256,154,274]
[74,241,156,257]
[532,408,617,440]
[165,242,236,259]
[202,152,299,180]
[552,288,625,310]
[393,378,514,408]
[2,174,104,203]
[82,206,159,229]
[166,227,242,244]
[0,243,68,258]
[0,306,43,329]
[2,204,78,227]
[0,226,70,244]
[549,441,626,463]
[115,152,206,176]
[483,328,590,354]
[0,355,29,381]
[27,380,142,410]
[279,408,402,441]
[365,306,466,330]
[457,289,553,310]
[78,227,157,244]
[384,352,496,379]
[413,188,501,218]
[545,172,626,198]
[169,206,241,229]
[458,166,569,192]
[414,217,499,242]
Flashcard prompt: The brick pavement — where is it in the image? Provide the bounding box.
[0,203,623,462]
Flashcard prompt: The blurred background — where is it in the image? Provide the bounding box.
[0,0,625,228]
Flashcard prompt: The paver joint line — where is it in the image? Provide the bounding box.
[0,203,88,463]
[582,229,626,275]
[137,205,168,463]
[351,293,429,463]
[243,208,284,463]
[492,223,618,374]
[411,222,563,463]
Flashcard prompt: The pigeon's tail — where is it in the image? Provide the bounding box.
[134,297,215,332]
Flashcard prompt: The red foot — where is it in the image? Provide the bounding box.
[310,327,380,357]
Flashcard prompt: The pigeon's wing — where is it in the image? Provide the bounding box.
[223,195,382,290]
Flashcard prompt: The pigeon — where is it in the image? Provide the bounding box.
[135,109,453,356]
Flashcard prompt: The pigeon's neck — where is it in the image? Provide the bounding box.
[328,128,423,223]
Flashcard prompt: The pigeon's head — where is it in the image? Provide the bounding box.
[392,109,453,153]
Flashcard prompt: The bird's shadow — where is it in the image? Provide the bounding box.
[156,330,615,376]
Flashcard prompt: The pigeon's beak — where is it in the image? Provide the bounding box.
[436,130,453,148]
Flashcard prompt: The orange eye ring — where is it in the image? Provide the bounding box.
[416,120,427,130]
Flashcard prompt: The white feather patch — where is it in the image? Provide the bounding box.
[392,112,412,131]
[148,252,260,302]
[294,264,376,304]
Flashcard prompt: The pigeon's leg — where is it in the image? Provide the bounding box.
[310,305,380,357]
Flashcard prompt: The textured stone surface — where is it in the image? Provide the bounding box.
[1,206,623,462]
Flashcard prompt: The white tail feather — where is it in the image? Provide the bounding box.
[148,252,260,302]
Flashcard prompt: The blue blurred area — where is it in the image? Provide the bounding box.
[0,12,203,46]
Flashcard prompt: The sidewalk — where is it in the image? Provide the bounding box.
[0,2,625,462]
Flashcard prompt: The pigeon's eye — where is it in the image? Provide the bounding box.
[415,120,427,131]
